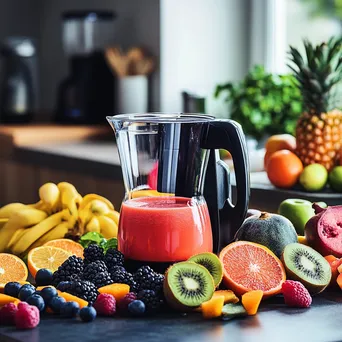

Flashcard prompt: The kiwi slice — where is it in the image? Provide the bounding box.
[221,303,247,321]
[281,243,332,294]
[188,252,223,287]
[163,261,215,311]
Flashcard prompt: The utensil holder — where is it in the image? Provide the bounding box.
[117,75,148,113]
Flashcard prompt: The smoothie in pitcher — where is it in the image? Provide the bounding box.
[118,196,212,262]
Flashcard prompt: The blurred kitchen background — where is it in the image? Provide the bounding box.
[0,0,340,122]
[0,0,340,207]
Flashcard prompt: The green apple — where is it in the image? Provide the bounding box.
[278,199,326,235]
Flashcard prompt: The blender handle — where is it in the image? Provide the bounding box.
[203,119,250,250]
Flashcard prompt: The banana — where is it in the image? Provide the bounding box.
[0,208,48,252]
[11,208,48,227]
[0,203,27,219]
[80,194,114,211]
[28,221,70,250]
[105,210,120,225]
[85,216,101,233]
[0,218,8,229]
[97,215,118,239]
[7,228,26,250]
[39,183,60,211]
[11,209,69,255]
[58,182,82,220]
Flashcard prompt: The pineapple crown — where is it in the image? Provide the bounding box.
[288,36,342,114]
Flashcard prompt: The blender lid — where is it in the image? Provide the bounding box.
[62,10,116,21]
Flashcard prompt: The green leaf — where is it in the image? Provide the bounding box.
[104,238,118,252]
[79,232,105,248]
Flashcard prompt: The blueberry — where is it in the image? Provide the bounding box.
[128,300,145,316]
[40,287,58,304]
[80,306,97,322]
[26,294,45,312]
[60,301,80,318]
[35,269,53,286]
[56,281,71,292]
[49,296,66,314]
[18,284,36,301]
[4,282,22,298]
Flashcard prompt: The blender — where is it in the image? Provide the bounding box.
[107,113,250,272]
[56,10,116,124]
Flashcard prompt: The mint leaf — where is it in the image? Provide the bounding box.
[104,238,118,252]
[79,232,105,248]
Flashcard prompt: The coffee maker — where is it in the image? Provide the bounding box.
[0,37,38,123]
[55,10,116,124]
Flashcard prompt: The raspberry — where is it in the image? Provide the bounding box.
[93,293,116,316]
[0,303,18,325]
[117,292,137,313]
[282,280,312,308]
[15,304,40,329]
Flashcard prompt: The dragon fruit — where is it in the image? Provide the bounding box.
[305,204,342,258]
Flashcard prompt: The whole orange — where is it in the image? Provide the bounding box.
[266,150,303,188]
[264,134,296,170]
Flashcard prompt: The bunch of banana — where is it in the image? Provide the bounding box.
[0,182,120,256]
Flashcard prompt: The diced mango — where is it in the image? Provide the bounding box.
[241,290,263,315]
[98,283,130,301]
[0,293,19,307]
[59,292,88,308]
[337,273,342,290]
[297,236,308,245]
[213,290,239,304]
[201,295,225,319]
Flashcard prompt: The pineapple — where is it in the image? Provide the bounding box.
[288,37,342,171]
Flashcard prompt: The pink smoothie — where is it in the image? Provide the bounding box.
[118,196,213,262]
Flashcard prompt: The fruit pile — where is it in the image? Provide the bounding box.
[0,182,120,257]
[0,200,342,329]
[264,134,342,192]
[263,37,342,192]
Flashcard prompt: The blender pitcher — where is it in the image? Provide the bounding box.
[107,113,249,269]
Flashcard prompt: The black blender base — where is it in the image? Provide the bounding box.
[124,259,178,274]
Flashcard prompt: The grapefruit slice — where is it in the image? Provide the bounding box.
[219,241,286,298]
[44,239,84,259]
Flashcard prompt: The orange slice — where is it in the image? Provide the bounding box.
[44,239,84,258]
[28,246,72,278]
[219,241,286,298]
[0,253,28,288]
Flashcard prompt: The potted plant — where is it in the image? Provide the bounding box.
[214,65,303,143]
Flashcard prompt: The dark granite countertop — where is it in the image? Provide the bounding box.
[0,293,342,342]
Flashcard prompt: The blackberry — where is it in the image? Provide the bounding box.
[82,261,108,282]
[134,266,164,293]
[104,249,124,269]
[64,280,98,305]
[52,256,84,286]
[111,269,138,292]
[137,289,163,313]
[110,265,126,274]
[92,272,113,288]
[83,244,104,264]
